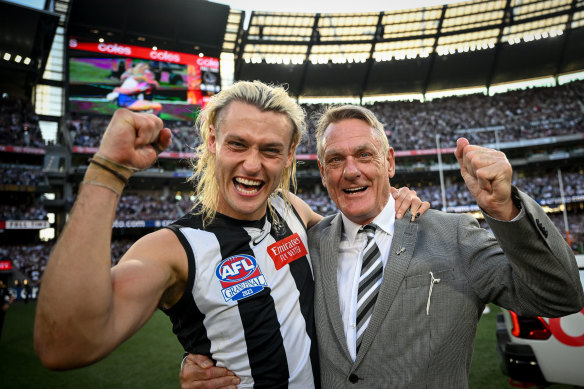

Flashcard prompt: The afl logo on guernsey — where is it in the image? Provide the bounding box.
[216,255,268,302]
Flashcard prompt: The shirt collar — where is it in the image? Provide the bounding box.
[341,195,396,245]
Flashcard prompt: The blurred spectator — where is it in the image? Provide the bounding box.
[1,280,15,341]
[0,95,44,147]
[116,193,185,221]
[0,203,47,220]
[71,115,202,153]
[0,243,51,286]
[0,165,46,187]
[69,81,584,155]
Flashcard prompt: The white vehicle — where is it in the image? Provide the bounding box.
[496,255,584,387]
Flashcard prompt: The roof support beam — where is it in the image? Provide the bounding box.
[234,11,252,81]
[359,11,384,104]
[296,13,320,99]
[553,0,578,82]
[485,0,513,92]
[422,4,447,96]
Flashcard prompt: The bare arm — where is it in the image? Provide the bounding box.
[34,109,178,370]
[289,192,322,229]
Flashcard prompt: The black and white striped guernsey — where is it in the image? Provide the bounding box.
[163,196,320,388]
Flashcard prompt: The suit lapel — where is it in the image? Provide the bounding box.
[354,212,418,366]
[319,213,352,360]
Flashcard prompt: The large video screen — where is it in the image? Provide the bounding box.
[68,39,220,121]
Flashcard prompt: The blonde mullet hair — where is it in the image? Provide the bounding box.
[189,81,306,225]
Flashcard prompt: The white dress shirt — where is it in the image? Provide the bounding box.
[338,196,395,361]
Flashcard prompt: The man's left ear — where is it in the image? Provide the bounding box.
[387,147,396,178]
[208,124,217,154]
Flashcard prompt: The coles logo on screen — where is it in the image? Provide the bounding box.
[215,254,267,302]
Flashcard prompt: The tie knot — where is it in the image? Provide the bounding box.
[360,224,377,239]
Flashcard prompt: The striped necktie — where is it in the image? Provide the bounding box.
[356,224,383,353]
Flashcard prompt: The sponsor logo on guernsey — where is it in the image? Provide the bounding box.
[216,254,267,302]
[267,233,308,270]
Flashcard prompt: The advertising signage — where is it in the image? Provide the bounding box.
[68,40,219,69]
[68,39,221,119]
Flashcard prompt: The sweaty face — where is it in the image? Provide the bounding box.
[208,101,295,221]
[318,118,395,225]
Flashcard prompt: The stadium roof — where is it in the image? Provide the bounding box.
[0,0,60,94]
[226,0,584,99]
[67,0,230,58]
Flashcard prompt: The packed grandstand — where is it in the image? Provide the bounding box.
[1,0,583,295]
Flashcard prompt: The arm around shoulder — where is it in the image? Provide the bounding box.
[288,192,323,229]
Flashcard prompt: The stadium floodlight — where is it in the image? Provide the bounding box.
[24,57,31,65]
[15,55,22,63]
[98,38,104,43]
[152,46,157,51]
[3,52,10,61]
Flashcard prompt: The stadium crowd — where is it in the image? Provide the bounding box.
[409,168,584,209]
[367,81,584,151]
[115,193,187,221]
[4,184,583,285]
[296,80,584,154]
[0,203,47,221]
[0,95,44,148]
[69,115,202,153]
[63,81,584,155]
[2,81,584,291]
[1,165,46,187]
[1,243,50,285]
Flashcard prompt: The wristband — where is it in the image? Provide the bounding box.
[83,155,136,196]
[82,179,123,196]
[88,158,129,185]
[94,153,141,173]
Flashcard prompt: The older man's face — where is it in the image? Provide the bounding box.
[318,118,395,225]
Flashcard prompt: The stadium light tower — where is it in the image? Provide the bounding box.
[435,134,447,212]
[557,168,571,246]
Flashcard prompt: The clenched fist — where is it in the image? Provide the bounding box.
[454,137,519,221]
[97,109,172,170]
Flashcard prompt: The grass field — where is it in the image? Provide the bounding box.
[0,303,575,388]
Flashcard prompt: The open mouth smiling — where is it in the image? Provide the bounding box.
[343,186,368,194]
[234,177,264,194]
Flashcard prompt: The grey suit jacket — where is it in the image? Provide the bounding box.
[309,189,584,389]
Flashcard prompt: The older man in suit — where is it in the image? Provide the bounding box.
[309,105,584,388]
[180,104,584,389]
